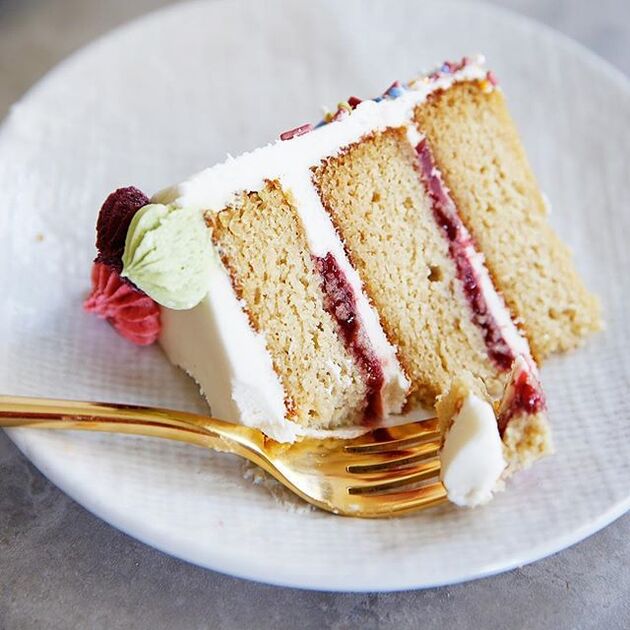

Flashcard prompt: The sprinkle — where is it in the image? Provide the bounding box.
[486,70,498,86]
[441,57,470,75]
[280,123,313,141]
[453,57,470,72]
[331,107,349,122]
[382,80,405,99]
[337,101,352,113]
[321,102,353,123]
[348,96,362,109]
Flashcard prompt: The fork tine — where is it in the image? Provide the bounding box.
[315,438,440,477]
[345,441,440,473]
[344,418,439,453]
[348,459,441,493]
[347,482,448,517]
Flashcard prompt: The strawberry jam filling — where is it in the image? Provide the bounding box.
[416,139,514,371]
[314,252,385,421]
[497,366,546,435]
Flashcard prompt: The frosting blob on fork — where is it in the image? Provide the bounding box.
[440,394,506,507]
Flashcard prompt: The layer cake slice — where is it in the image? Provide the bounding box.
[84,56,601,475]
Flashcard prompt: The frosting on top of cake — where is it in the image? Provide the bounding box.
[153,59,488,214]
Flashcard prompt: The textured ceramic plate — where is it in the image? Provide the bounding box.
[0,0,628,592]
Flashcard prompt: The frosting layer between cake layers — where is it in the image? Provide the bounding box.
[150,58,541,442]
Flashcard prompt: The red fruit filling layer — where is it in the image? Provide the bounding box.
[497,367,546,435]
[314,253,385,421]
[416,138,546,422]
[415,139,515,371]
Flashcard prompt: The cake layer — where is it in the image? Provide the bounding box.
[414,80,602,360]
[314,127,509,407]
[209,181,367,429]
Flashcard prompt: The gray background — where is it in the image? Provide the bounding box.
[0,0,628,628]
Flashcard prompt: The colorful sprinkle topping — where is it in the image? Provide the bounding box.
[288,57,489,137]
[441,57,470,74]
[429,56,472,82]
[383,80,405,98]
[486,70,498,86]
[280,123,314,141]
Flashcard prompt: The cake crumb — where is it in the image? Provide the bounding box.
[241,461,315,514]
[35,232,44,242]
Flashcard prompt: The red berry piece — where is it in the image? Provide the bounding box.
[95,186,149,271]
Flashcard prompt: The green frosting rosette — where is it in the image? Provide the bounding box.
[121,203,214,310]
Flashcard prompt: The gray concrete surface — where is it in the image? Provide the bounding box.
[1,0,629,628]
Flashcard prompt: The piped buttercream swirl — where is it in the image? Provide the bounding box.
[84,262,160,345]
[121,203,215,310]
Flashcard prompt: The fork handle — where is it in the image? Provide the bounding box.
[0,395,264,458]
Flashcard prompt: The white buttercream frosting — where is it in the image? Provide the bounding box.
[467,243,531,362]
[155,57,494,441]
[440,394,506,507]
[280,170,410,415]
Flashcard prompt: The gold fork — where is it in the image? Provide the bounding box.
[0,395,447,517]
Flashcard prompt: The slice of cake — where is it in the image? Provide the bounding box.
[84,56,600,473]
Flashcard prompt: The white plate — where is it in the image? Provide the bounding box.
[1,0,628,592]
